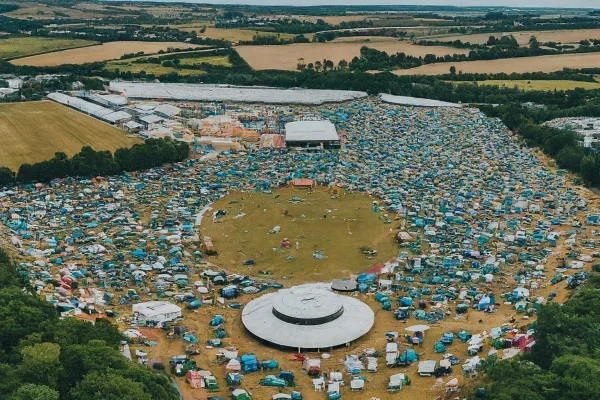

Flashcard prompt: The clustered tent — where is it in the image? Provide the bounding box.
[242,283,374,352]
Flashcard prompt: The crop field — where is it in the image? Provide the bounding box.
[10,41,203,66]
[0,37,97,59]
[3,2,103,19]
[176,26,304,42]
[429,28,600,45]
[200,188,400,283]
[393,53,600,75]
[0,101,141,171]
[470,79,600,91]
[104,54,230,75]
[236,40,469,70]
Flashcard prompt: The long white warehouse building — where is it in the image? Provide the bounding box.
[109,81,367,105]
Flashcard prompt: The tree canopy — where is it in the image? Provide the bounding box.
[0,249,179,400]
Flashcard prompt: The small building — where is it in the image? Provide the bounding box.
[124,120,143,133]
[155,104,181,119]
[291,178,316,188]
[285,120,340,149]
[6,78,23,89]
[132,301,181,323]
[102,111,132,125]
[89,93,128,107]
[0,88,18,99]
[138,114,165,130]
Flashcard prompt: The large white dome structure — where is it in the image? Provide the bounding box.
[242,283,374,351]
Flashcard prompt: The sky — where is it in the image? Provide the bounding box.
[156,0,599,8]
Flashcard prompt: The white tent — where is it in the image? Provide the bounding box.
[406,324,430,332]
[132,301,181,323]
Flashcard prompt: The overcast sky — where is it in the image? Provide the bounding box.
[161,0,598,8]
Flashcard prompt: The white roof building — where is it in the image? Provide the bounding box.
[102,111,132,124]
[6,78,23,89]
[284,120,339,145]
[124,121,143,131]
[89,93,128,107]
[132,301,181,323]
[379,93,462,108]
[154,103,181,118]
[242,283,374,351]
[109,81,368,105]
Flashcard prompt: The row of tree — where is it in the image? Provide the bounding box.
[239,33,310,45]
[344,39,600,72]
[0,139,189,186]
[480,274,600,400]
[0,249,179,400]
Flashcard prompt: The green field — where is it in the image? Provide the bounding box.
[472,79,600,91]
[104,54,230,76]
[0,36,97,59]
[0,101,141,171]
[201,187,399,284]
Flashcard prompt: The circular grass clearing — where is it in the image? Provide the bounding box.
[200,187,399,284]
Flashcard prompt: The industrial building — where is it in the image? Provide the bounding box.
[241,284,374,351]
[284,120,340,149]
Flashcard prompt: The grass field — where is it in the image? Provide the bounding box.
[236,40,468,70]
[200,187,400,283]
[10,41,203,66]
[0,37,97,59]
[0,101,141,171]
[104,54,230,75]
[393,52,600,75]
[427,28,600,45]
[470,79,600,91]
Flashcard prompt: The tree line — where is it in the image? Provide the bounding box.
[0,249,179,400]
[238,33,310,45]
[336,39,600,72]
[313,28,408,43]
[479,274,600,400]
[215,17,375,34]
[0,139,189,187]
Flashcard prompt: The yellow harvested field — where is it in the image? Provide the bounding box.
[178,26,301,42]
[0,101,141,171]
[471,79,600,91]
[0,37,97,59]
[431,28,600,45]
[393,53,600,75]
[4,2,107,19]
[236,41,468,70]
[10,41,203,66]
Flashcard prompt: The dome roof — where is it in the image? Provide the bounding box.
[242,283,374,350]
